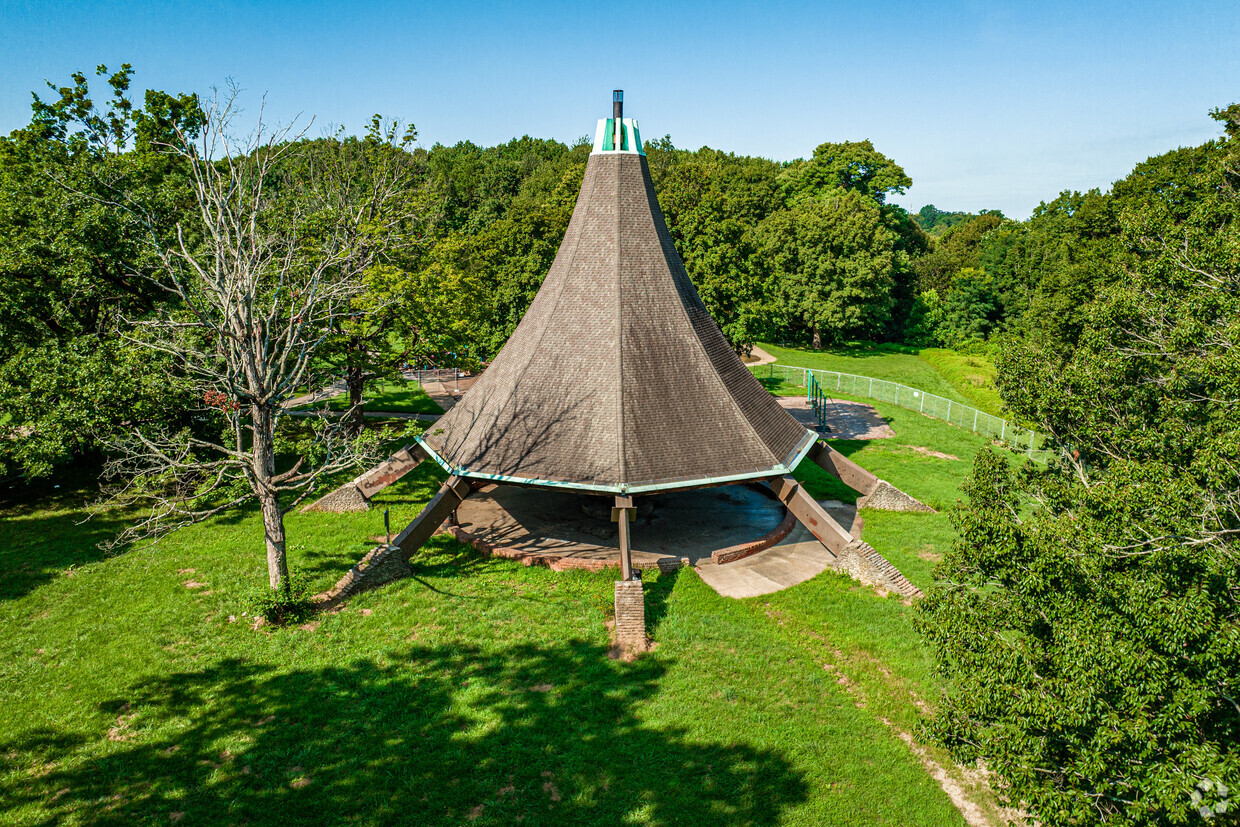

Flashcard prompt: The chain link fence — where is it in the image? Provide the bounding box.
[767,363,1054,463]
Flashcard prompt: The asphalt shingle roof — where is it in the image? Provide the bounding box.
[419,151,814,494]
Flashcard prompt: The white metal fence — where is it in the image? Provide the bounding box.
[764,363,1054,462]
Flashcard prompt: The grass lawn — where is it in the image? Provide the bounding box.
[914,348,1002,417]
[757,342,1004,418]
[0,393,1015,825]
[313,380,443,416]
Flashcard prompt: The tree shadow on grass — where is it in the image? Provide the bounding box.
[1,642,807,826]
[643,567,678,639]
[0,463,136,602]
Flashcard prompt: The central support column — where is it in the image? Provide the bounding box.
[614,495,635,580]
[612,494,645,651]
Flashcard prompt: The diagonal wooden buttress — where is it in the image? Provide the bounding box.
[392,475,472,557]
[302,443,430,512]
[766,475,853,556]
[768,441,927,599]
[802,439,935,514]
[804,440,877,497]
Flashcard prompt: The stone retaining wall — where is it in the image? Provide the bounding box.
[303,483,369,513]
[857,479,936,513]
[833,540,924,599]
[313,544,413,607]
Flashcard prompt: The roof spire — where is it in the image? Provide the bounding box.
[593,91,643,155]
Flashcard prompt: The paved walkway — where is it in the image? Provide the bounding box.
[284,378,348,408]
[285,410,440,422]
[776,396,896,440]
[743,345,777,366]
[695,501,863,598]
[282,369,479,417]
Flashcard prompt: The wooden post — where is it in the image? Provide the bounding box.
[805,440,878,496]
[613,495,635,580]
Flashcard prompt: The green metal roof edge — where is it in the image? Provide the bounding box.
[413,431,815,496]
[784,429,819,474]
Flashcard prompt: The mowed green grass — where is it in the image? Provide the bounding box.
[309,380,444,416]
[0,378,1014,825]
[757,342,1003,417]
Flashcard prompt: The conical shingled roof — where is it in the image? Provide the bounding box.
[417,106,816,495]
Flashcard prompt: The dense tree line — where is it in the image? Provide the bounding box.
[0,69,932,480]
[920,105,1240,825]
[1,68,1229,477]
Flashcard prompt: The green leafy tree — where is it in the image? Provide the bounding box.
[753,188,898,347]
[912,204,977,237]
[935,268,1000,346]
[291,119,435,433]
[918,104,1240,826]
[778,139,912,204]
[0,65,202,477]
[651,143,784,352]
[913,212,1005,296]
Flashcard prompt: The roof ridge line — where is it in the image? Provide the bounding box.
[614,155,628,490]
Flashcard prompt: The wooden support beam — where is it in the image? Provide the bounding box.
[392,474,472,558]
[767,475,854,556]
[356,443,430,499]
[805,440,877,496]
[613,495,635,580]
[302,443,431,512]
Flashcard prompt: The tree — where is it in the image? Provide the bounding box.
[293,120,435,433]
[918,104,1240,826]
[0,65,202,477]
[912,212,1005,296]
[778,139,911,205]
[913,204,972,237]
[935,268,1000,346]
[105,88,385,593]
[753,188,898,347]
[651,143,784,352]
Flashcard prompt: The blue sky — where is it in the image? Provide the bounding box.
[2,0,1237,218]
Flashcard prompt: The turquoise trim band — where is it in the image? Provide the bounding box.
[413,430,816,495]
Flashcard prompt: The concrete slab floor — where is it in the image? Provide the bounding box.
[453,484,793,569]
[695,503,863,598]
[452,483,864,598]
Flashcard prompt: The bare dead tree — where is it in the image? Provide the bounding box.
[102,86,395,593]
